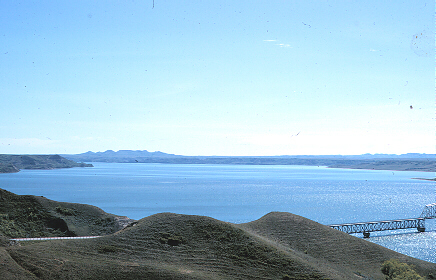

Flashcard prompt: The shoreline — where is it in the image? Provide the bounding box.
[412,178,436,181]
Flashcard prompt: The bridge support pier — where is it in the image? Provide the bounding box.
[417,218,426,232]
[363,232,370,238]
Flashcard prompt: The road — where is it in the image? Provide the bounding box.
[10,236,102,241]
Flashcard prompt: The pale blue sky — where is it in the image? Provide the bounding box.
[1,1,434,156]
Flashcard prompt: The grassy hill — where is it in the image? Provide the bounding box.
[2,212,435,279]
[0,154,92,173]
[0,188,134,238]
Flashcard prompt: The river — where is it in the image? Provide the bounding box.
[0,162,434,262]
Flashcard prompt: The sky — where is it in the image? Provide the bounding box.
[1,1,434,156]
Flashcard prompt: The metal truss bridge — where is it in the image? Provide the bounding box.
[419,203,436,219]
[329,203,436,238]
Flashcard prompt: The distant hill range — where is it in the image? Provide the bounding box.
[0,154,92,173]
[63,150,435,172]
[64,149,178,162]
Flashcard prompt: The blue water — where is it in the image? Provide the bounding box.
[0,163,435,262]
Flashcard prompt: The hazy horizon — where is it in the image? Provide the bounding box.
[2,1,434,156]
[2,150,436,157]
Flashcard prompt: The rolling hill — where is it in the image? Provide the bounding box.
[2,211,435,279]
[0,188,133,238]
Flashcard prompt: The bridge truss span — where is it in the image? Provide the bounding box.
[419,203,436,219]
[329,218,426,238]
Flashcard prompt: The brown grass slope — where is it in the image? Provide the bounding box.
[0,188,133,238]
[3,212,435,280]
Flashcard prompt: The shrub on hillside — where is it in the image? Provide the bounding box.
[0,234,10,246]
[158,232,183,246]
[97,245,119,253]
[381,259,424,280]
[55,206,76,216]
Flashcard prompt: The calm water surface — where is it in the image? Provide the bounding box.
[1,163,434,262]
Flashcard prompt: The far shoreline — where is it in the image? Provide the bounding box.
[412,178,436,181]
